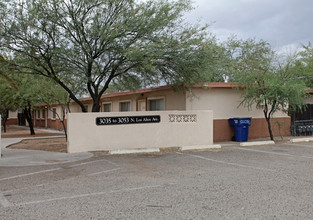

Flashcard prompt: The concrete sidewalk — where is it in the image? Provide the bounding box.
[0,137,93,167]
[217,135,313,147]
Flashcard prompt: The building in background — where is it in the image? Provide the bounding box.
[7,82,292,142]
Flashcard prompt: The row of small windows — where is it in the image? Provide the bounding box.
[37,109,45,119]
[102,99,164,112]
[35,99,165,115]
[37,108,57,119]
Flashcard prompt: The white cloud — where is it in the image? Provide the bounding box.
[185,0,313,50]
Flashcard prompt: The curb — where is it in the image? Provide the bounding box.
[180,145,221,151]
[240,141,275,147]
[290,137,313,143]
[109,144,222,155]
[109,148,160,155]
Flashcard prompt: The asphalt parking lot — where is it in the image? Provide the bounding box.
[1,141,313,219]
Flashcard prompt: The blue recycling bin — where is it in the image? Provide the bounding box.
[229,117,252,142]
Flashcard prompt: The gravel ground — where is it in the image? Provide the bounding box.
[1,125,64,138]
[2,125,66,153]
[8,138,67,153]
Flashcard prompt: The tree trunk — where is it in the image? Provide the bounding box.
[92,98,101,112]
[53,77,87,112]
[263,100,274,141]
[265,115,274,141]
[23,106,35,135]
[1,110,8,133]
[61,107,67,141]
[49,105,68,140]
[66,99,71,113]
[61,120,67,141]
[3,118,7,133]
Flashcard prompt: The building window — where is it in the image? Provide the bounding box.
[42,109,46,118]
[37,110,40,119]
[149,98,164,111]
[52,108,57,119]
[120,101,131,112]
[103,103,112,112]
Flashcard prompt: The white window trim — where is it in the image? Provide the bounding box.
[119,100,132,112]
[147,96,165,111]
[102,101,113,112]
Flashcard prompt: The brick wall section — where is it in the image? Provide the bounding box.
[34,119,45,128]
[6,118,18,125]
[213,117,291,142]
[47,119,67,130]
[249,117,291,139]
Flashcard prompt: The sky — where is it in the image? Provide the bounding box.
[184,0,313,53]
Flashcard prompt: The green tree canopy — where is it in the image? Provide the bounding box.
[0,59,69,135]
[225,38,308,140]
[1,0,218,112]
[293,42,313,87]
[0,54,19,132]
[0,77,17,132]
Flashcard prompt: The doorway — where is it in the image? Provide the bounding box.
[137,100,146,111]
[18,112,26,126]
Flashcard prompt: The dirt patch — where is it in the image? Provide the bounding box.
[1,125,64,138]
[8,138,67,153]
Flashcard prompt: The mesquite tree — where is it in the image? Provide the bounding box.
[225,38,307,140]
[0,55,19,133]
[1,0,216,112]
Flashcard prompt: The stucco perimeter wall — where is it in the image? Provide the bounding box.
[67,111,213,153]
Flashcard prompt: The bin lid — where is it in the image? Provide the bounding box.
[229,117,252,126]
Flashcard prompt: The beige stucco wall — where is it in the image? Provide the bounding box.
[67,110,213,153]
[186,88,288,119]
[100,89,186,112]
[48,107,53,119]
[8,110,18,119]
[47,105,65,119]
[69,103,84,113]
[56,106,63,118]
[148,90,186,111]
[60,89,185,115]
[47,108,51,118]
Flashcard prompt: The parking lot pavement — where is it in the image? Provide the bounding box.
[1,142,313,219]
[0,138,93,167]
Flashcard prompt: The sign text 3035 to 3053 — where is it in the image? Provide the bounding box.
[96,115,161,126]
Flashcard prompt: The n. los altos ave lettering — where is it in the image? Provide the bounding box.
[96,115,161,125]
